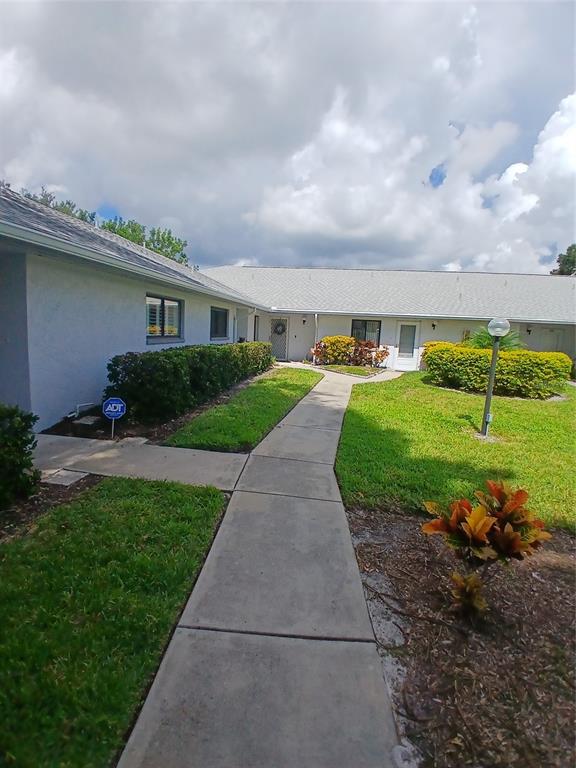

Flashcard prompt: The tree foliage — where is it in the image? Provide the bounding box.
[550,244,576,275]
[101,218,188,264]
[20,185,96,224]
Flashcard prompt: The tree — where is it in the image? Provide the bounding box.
[20,185,96,224]
[550,244,576,275]
[101,217,146,245]
[101,217,188,264]
[147,227,188,264]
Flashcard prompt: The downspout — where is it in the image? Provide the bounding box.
[314,313,318,344]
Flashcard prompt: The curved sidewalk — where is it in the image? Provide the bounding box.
[117,368,400,768]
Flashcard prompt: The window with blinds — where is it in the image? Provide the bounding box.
[351,319,381,345]
[210,307,229,339]
[146,295,183,339]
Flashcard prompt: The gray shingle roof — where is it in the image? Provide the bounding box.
[0,188,258,306]
[205,266,576,324]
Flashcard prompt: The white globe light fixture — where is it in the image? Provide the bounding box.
[487,318,511,338]
[481,318,510,436]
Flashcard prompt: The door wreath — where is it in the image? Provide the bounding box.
[273,320,287,335]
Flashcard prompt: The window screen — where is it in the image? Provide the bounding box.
[146,295,182,338]
[351,319,381,345]
[211,307,229,339]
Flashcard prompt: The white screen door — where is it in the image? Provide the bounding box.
[395,322,420,370]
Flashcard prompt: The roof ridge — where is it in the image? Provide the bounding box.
[207,264,565,278]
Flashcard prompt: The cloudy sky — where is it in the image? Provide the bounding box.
[0,1,574,273]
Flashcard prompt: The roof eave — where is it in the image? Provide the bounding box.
[263,307,574,325]
[0,220,267,310]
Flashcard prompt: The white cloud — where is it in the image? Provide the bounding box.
[0,1,574,273]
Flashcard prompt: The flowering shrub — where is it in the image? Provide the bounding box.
[422,480,551,615]
[313,335,356,364]
[313,336,389,367]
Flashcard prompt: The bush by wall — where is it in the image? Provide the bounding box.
[0,404,39,510]
[313,335,356,365]
[105,342,273,421]
[423,342,571,399]
[313,336,390,367]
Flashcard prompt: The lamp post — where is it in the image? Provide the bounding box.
[481,318,511,436]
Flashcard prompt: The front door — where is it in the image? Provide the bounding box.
[270,318,289,360]
[395,322,420,370]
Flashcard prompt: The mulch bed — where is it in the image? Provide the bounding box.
[0,476,103,543]
[347,506,575,768]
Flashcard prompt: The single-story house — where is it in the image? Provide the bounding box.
[1,187,574,430]
[207,266,576,369]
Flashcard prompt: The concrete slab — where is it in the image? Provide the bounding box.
[66,442,247,491]
[281,402,345,430]
[34,434,112,471]
[117,628,397,768]
[253,424,340,464]
[42,468,90,487]
[236,454,341,501]
[180,491,372,639]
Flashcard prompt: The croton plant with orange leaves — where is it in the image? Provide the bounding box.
[422,480,551,615]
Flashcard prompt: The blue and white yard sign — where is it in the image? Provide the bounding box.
[102,397,126,420]
[102,397,126,437]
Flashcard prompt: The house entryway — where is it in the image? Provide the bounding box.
[270,317,288,360]
[394,321,420,371]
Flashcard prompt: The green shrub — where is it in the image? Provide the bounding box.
[423,342,571,399]
[105,342,273,421]
[0,404,39,510]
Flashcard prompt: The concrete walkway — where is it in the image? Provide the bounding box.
[116,367,401,768]
[34,434,248,490]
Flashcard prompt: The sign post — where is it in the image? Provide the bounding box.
[102,397,127,439]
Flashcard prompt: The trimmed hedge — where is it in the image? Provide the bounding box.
[105,342,273,421]
[0,404,39,510]
[423,342,571,399]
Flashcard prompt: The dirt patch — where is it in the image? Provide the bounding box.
[347,506,575,768]
[42,369,277,444]
[0,475,103,543]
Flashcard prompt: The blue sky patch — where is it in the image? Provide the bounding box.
[96,203,120,221]
[429,164,446,188]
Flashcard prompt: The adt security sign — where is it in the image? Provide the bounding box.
[102,397,126,438]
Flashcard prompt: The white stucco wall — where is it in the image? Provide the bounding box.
[25,251,243,429]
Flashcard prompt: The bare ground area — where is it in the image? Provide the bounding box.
[347,506,575,768]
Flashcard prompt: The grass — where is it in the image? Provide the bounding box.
[166,367,322,451]
[336,373,576,530]
[0,477,225,768]
[320,364,378,377]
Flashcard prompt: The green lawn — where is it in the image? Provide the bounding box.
[166,367,322,451]
[0,478,224,768]
[320,365,378,377]
[336,373,575,530]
